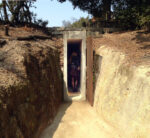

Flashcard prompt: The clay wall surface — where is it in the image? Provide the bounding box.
[93,31,150,137]
[0,39,63,138]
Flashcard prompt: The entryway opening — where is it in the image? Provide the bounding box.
[67,40,81,94]
[63,30,86,101]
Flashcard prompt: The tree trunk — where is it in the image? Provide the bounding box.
[2,0,9,23]
[11,1,25,23]
[102,0,111,21]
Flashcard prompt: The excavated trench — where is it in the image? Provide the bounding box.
[40,102,120,138]
[94,46,150,138]
[40,44,150,138]
[0,29,150,138]
[0,40,63,138]
[41,32,150,138]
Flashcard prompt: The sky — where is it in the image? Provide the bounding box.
[32,0,89,27]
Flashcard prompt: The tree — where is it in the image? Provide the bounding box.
[58,0,150,30]
[7,0,36,23]
[112,0,150,30]
[0,0,49,27]
[71,17,90,27]
[0,0,38,24]
[139,6,150,30]
[58,0,112,20]
[2,0,8,22]
[62,17,91,27]
[62,20,72,27]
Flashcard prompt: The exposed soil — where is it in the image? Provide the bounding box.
[93,30,150,66]
[0,25,48,38]
[40,102,121,138]
[0,26,63,138]
[0,25,149,137]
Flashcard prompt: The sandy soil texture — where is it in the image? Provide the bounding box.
[40,102,121,138]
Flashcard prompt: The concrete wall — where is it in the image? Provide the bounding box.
[63,30,86,101]
[94,45,150,138]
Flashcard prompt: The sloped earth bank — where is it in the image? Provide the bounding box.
[94,46,150,138]
[93,31,150,138]
[41,30,150,138]
[40,102,121,138]
[0,40,63,138]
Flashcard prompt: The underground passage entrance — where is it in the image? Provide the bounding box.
[63,30,86,101]
[67,40,81,93]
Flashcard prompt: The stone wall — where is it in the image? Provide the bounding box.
[0,40,63,138]
[94,45,150,138]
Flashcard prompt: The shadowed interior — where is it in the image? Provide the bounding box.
[67,40,81,93]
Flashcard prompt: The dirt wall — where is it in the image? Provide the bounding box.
[94,45,150,138]
[0,40,63,138]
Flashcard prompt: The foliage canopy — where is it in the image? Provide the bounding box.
[0,0,48,27]
[58,0,150,30]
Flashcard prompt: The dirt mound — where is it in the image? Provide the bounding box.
[0,25,48,38]
[0,27,63,138]
[93,30,150,66]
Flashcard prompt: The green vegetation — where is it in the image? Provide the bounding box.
[71,17,91,27]
[62,17,91,27]
[58,0,112,21]
[113,0,150,30]
[0,0,149,30]
[0,0,48,27]
[58,0,150,30]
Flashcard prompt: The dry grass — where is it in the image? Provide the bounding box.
[0,25,48,39]
[93,30,150,66]
[0,25,149,66]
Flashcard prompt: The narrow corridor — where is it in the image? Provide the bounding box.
[40,102,120,138]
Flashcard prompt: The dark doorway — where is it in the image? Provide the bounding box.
[67,40,81,93]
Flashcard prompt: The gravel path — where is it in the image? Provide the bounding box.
[40,102,120,138]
